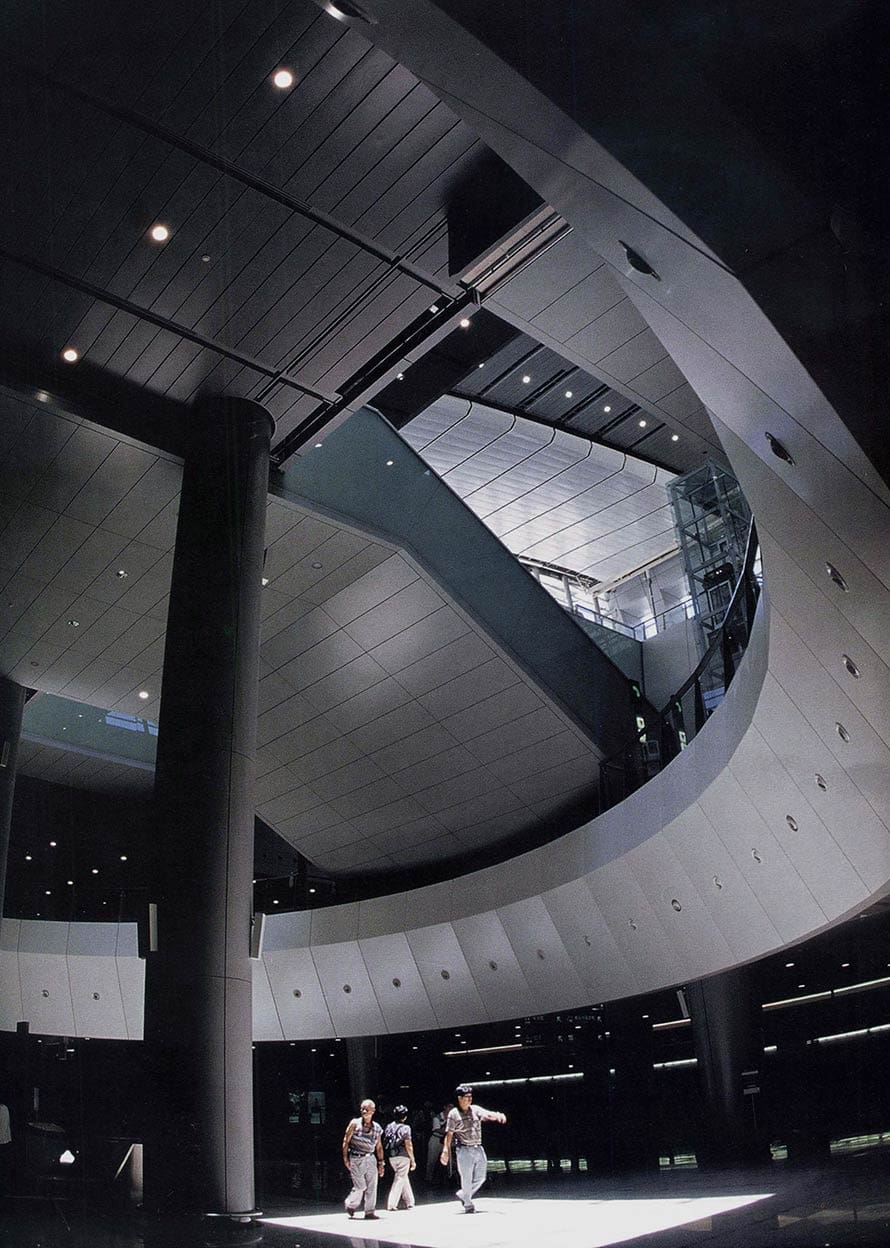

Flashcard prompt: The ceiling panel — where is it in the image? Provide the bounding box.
[401,394,676,582]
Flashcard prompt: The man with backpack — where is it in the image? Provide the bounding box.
[383,1105,416,1210]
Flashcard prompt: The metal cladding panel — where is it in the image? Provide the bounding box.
[66,922,119,956]
[116,954,145,1040]
[542,879,640,1003]
[0,918,20,954]
[495,897,586,1013]
[311,941,387,1037]
[754,674,890,890]
[357,893,409,940]
[264,948,334,1041]
[18,919,70,955]
[252,960,284,1042]
[624,833,735,982]
[262,910,313,953]
[450,913,534,1019]
[696,766,827,945]
[0,945,23,1031]
[68,954,128,1038]
[358,933,438,1032]
[760,538,890,744]
[584,858,684,994]
[406,923,487,1027]
[729,726,867,916]
[663,804,783,966]
[19,951,76,1035]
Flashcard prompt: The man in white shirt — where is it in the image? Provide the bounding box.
[439,1085,506,1213]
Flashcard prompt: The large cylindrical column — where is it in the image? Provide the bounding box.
[143,398,272,1218]
[686,967,767,1166]
[0,677,26,921]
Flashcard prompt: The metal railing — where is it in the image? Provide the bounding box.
[598,521,762,808]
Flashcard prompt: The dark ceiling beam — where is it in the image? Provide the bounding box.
[270,291,479,465]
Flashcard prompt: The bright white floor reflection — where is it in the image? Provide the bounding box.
[263,1193,772,1247]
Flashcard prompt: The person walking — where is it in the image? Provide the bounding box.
[342,1098,385,1220]
[440,1084,506,1213]
[383,1104,416,1210]
[426,1100,452,1184]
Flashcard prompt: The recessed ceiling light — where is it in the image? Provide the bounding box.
[638,419,647,428]
[272,68,295,90]
[314,442,323,448]
[603,404,611,413]
[49,841,57,847]
[477,362,485,369]
[309,887,316,894]
[91,868,99,875]
[396,372,404,380]
[62,347,79,363]
[67,619,80,627]
[565,390,573,399]
[201,254,211,263]
[25,854,32,861]
[785,962,795,968]
[120,855,128,862]
[67,880,74,886]
[385,459,394,467]
[35,390,50,402]
[45,890,52,896]
[138,691,149,700]
[429,305,439,313]
[273,899,279,905]
[311,562,322,570]
[841,962,850,968]
[671,434,679,442]
[116,569,128,579]
[149,223,170,243]
[798,983,805,989]
[459,317,471,328]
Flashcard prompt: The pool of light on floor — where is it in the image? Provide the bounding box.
[263,1193,772,1248]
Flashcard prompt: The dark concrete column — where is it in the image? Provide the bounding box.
[345,1037,381,1112]
[0,677,26,920]
[143,398,273,1219]
[686,967,768,1167]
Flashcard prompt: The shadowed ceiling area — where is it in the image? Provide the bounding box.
[2,385,616,876]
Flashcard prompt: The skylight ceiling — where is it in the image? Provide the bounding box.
[401,394,678,584]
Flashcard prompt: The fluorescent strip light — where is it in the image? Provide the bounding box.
[652,1018,691,1031]
[443,1043,524,1057]
[762,990,831,1010]
[833,975,890,996]
[653,1058,698,1070]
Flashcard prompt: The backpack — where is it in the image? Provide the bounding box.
[383,1122,404,1157]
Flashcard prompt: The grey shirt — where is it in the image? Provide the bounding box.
[445,1104,497,1147]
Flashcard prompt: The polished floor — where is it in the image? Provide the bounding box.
[1,1151,889,1248]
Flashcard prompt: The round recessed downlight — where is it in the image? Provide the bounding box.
[138,690,149,700]
[272,68,295,90]
[459,317,471,328]
[603,405,611,413]
[62,347,79,363]
[149,223,170,243]
[521,374,531,384]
